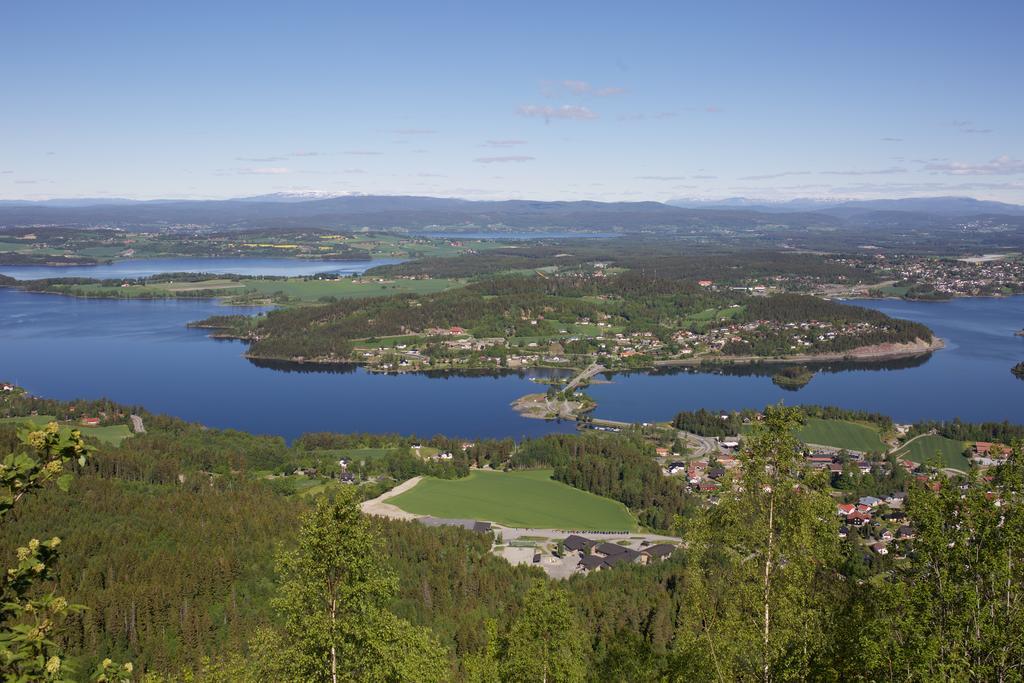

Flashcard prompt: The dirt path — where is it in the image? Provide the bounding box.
[360,476,423,520]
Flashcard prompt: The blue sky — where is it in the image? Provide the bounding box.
[2,1,1022,202]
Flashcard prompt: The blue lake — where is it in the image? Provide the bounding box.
[587,296,1024,425]
[0,257,402,281]
[1,284,1022,440]
[0,288,575,440]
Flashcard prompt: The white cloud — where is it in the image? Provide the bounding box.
[738,171,812,180]
[483,139,528,147]
[820,167,906,176]
[238,167,291,175]
[924,155,1024,175]
[548,80,626,97]
[517,104,597,122]
[952,120,993,134]
[344,150,383,156]
[236,156,288,162]
[474,155,535,163]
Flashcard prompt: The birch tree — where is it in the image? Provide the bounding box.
[674,405,843,681]
[269,493,448,682]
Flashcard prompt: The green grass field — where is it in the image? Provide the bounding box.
[49,276,464,303]
[331,447,395,460]
[893,435,970,470]
[388,469,637,531]
[0,415,133,446]
[740,417,886,453]
[239,277,462,301]
[796,418,886,453]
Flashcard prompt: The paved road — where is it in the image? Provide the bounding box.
[565,362,605,391]
[679,430,717,458]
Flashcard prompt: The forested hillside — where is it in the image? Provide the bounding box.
[0,401,1021,680]
[195,270,929,366]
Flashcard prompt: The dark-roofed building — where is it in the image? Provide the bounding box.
[642,544,676,562]
[603,548,642,566]
[577,555,606,572]
[473,521,492,534]
[594,542,628,557]
[563,534,593,553]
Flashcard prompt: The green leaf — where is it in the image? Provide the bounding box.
[56,474,73,492]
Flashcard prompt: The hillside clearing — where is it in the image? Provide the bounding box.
[387,469,637,531]
[796,418,886,452]
[893,435,970,470]
[0,415,133,446]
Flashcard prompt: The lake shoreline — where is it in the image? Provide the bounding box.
[220,336,945,377]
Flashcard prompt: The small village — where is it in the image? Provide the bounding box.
[355,315,921,374]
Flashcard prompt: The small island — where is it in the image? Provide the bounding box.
[771,365,815,390]
[1016,329,1024,337]
[512,387,596,420]
[1012,362,1024,379]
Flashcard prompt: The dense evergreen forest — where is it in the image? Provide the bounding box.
[909,417,1024,443]
[673,405,894,436]
[365,245,880,283]
[1,395,1022,680]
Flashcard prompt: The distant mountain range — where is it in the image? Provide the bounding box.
[1,195,1023,251]
[668,196,1024,216]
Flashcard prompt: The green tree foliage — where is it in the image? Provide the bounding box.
[850,447,1024,680]
[908,417,1024,444]
[0,423,131,682]
[266,493,448,682]
[674,405,843,681]
[501,580,588,683]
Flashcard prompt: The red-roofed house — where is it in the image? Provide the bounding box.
[974,442,1008,458]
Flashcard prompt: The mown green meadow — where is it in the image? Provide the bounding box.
[893,434,970,470]
[796,417,886,453]
[388,469,637,530]
[741,417,886,453]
